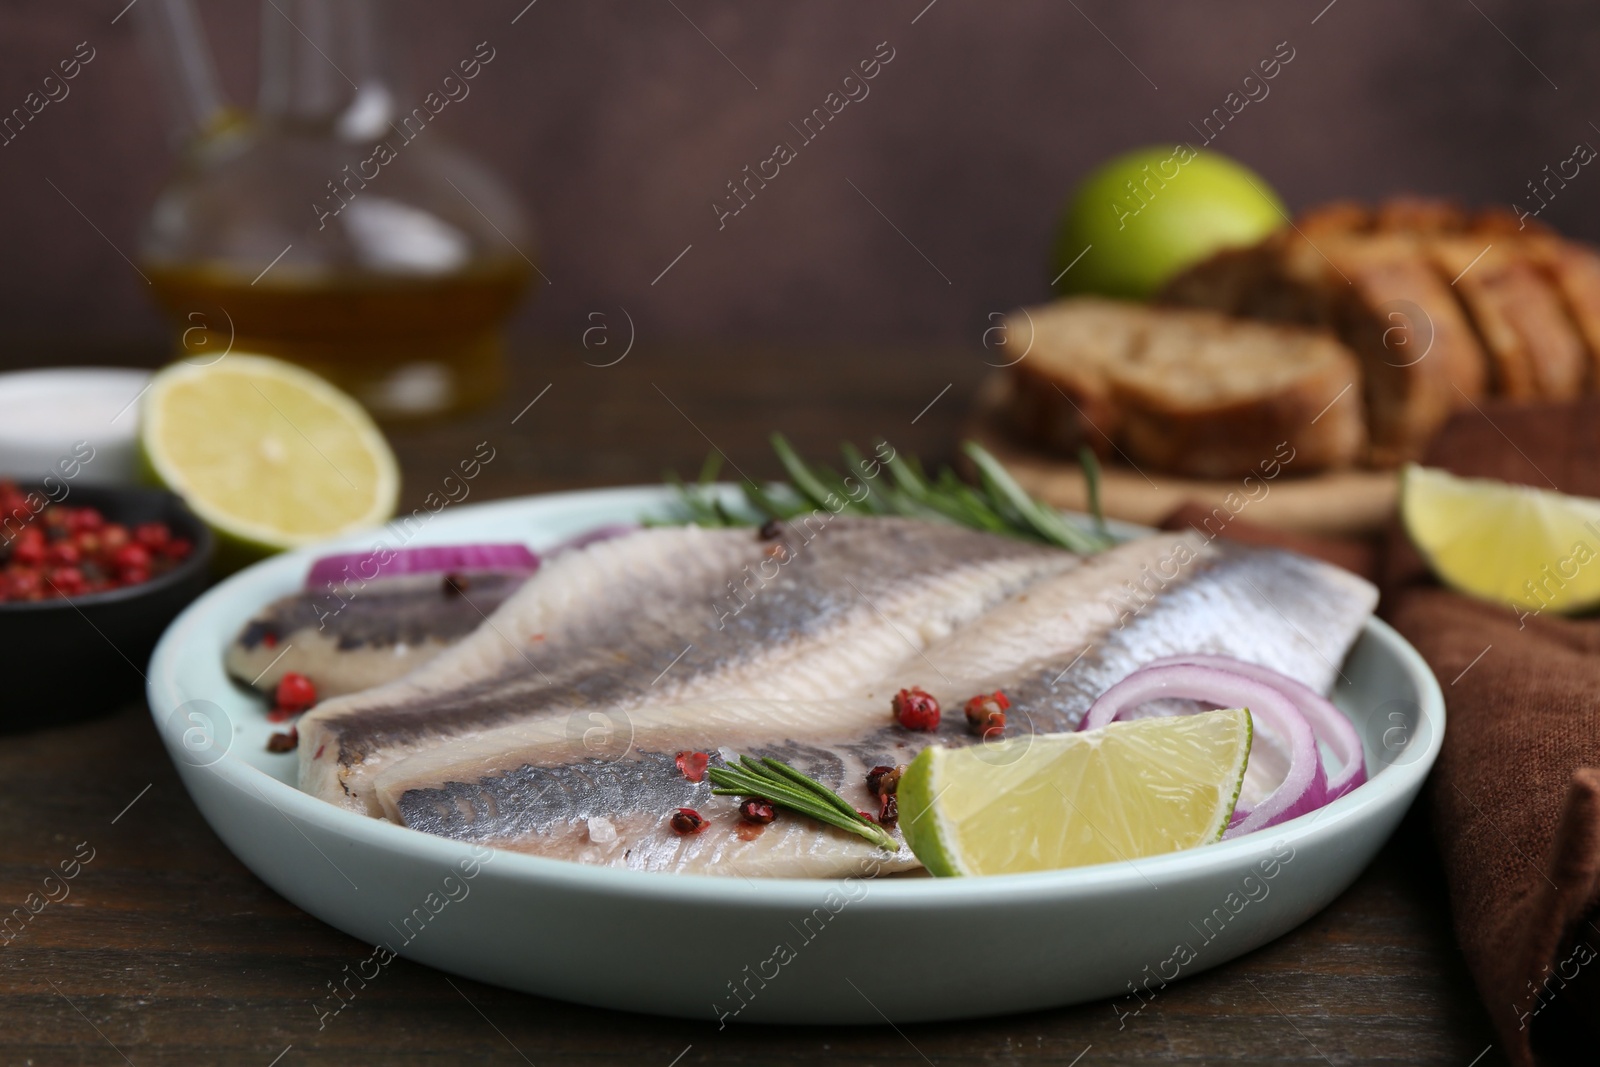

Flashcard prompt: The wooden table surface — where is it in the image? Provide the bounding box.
[0,341,1505,1065]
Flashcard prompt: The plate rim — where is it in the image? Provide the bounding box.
[147,483,1444,906]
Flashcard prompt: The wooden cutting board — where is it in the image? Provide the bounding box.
[965,377,1399,537]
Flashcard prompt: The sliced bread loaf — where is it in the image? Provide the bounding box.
[1309,232,1490,464]
[1521,235,1600,387]
[1160,196,1600,462]
[1429,237,1587,399]
[1162,224,1492,464]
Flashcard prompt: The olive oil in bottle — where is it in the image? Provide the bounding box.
[147,259,531,417]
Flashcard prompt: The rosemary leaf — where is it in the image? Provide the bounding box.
[878,485,949,524]
[739,479,791,521]
[1078,445,1109,537]
[664,469,723,526]
[814,461,859,512]
[697,450,725,486]
[839,442,890,515]
[710,763,804,797]
[707,777,823,813]
[963,442,1108,553]
[711,767,829,815]
[938,469,1010,532]
[881,445,932,498]
[771,433,840,511]
[757,757,864,822]
[708,785,839,824]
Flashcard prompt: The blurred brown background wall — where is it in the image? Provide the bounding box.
[2,0,1597,352]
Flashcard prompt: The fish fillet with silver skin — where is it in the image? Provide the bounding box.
[225,570,531,699]
[321,522,1374,877]
[297,519,1081,815]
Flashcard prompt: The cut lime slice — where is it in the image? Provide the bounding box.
[898,710,1251,877]
[1401,463,1600,613]
[140,354,399,561]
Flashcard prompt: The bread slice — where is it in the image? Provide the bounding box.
[1429,237,1586,398]
[1005,298,1365,478]
[1521,235,1600,385]
[1002,297,1144,454]
[1156,244,1269,318]
[1164,229,1490,464]
[1319,233,1491,463]
[1162,237,1340,327]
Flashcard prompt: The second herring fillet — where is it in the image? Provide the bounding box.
[297,519,1078,813]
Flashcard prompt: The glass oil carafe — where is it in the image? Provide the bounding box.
[135,0,533,418]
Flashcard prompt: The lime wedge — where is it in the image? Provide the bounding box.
[1401,464,1600,613]
[898,710,1251,877]
[140,354,399,562]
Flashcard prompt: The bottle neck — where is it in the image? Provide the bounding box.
[257,0,396,140]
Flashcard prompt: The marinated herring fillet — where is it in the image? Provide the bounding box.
[225,570,531,698]
[298,519,1078,814]
[367,531,1376,877]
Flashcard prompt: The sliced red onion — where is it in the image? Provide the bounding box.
[543,523,639,555]
[1079,663,1328,838]
[306,543,539,588]
[1145,654,1366,801]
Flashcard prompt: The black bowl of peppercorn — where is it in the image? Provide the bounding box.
[0,481,214,729]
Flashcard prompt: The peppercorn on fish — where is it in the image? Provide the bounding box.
[366,531,1375,876]
[297,520,1080,815]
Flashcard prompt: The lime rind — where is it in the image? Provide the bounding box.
[1215,709,1251,842]
[896,745,960,876]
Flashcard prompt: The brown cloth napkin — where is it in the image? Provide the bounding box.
[1163,400,1600,1066]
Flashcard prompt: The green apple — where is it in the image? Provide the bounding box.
[1051,145,1286,300]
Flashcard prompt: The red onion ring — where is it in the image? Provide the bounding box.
[1144,655,1366,801]
[306,543,539,588]
[304,526,640,590]
[1079,663,1328,837]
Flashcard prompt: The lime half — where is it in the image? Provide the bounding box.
[898,710,1251,877]
[140,354,399,561]
[1401,464,1600,613]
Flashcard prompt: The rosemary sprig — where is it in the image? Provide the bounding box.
[707,755,900,851]
[664,434,1115,552]
[961,442,1108,553]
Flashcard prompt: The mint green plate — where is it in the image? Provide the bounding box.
[147,486,1443,1024]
